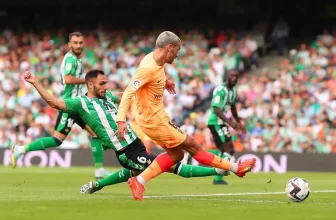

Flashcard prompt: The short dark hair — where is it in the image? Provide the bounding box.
[69,32,84,41]
[85,69,105,82]
[227,69,239,75]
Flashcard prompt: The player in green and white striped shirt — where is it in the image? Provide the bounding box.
[11,32,110,179]
[207,69,246,185]
[21,69,229,194]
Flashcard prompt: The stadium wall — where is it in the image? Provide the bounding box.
[1,149,335,172]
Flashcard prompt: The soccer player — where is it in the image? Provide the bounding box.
[116,31,256,200]
[22,69,230,194]
[11,32,110,179]
[207,69,246,185]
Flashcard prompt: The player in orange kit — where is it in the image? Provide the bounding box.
[128,97,157,153]
[116,31,256,200]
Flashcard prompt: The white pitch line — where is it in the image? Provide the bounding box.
[140,197,336,205]
[152,197,288,204]
[143,190,336,199]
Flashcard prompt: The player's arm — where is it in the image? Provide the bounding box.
[231,96,246,133]
[231,105,240,123]
[63,57,85,85]
[116,68,152,140]
[64,74,85,85]
[214,107,237,128]
[112,92,123,104]
[212,89,239,129]
[23,71,67,111]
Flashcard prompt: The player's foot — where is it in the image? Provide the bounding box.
[80,181,99,194]
[213,180,228,185]
[215,168,230,176]
[235,158,256,177]
[11,145,23,168]
[128,177,146,201]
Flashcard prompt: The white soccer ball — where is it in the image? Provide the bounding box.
[285,177,310,202]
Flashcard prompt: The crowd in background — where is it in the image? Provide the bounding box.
[0,26,335,154]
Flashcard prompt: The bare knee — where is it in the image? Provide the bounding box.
[180,135,202,157]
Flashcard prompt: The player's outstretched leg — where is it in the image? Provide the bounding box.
[173,162,230,178]
[128,149,184,201]
[11,137,62,168]
[192,149,255,177]
[181,136,256,178]
[80,168,132,194]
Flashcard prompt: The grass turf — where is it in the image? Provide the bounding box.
[1,167,336,220]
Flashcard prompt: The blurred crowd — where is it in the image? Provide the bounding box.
[0,27,335,154]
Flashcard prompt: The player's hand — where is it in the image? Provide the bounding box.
[229,122,245,134]
[23,71,37,85]
[237,123,247,134]
[116,121,128,141]
[165,79,176,94]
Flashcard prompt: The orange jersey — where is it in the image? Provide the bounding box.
[117,52,170,128]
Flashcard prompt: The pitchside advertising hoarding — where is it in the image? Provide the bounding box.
[1,148,335,172]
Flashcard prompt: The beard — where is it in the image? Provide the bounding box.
[71,47,83,56]
[94,87,105,99]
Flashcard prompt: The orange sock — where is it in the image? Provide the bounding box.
[138,153,175,184]
[139,160,163,183]
[193,149,232,171]
[209,155,231,171]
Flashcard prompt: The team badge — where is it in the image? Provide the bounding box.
[66,63,72,71]
[131,79,141,90]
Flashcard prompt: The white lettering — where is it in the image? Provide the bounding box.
[263,155,287,173]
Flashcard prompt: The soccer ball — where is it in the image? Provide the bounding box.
[285,177,310,202]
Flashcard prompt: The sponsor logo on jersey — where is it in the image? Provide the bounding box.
[154,94,164,99]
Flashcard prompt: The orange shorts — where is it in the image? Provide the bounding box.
[130,121,151,141]
[139,120,187,148]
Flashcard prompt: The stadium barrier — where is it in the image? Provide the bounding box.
[1,148,335,172]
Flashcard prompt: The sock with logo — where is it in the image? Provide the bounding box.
[96,168,132,190]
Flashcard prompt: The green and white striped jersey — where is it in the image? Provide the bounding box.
[207,83,239,125]
[64,91,137,151]
[60,52,84,99]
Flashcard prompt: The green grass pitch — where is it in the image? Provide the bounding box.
[1,167,336,220]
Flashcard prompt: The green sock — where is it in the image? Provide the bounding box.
[25,137,61,152]
[174,163,219,178]
[97,168,132,190]
[91,137,104,169]
[207,149,221,156]
[206,149,223,182]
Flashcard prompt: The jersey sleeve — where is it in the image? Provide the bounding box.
[211,87,225,108]
[106,91,119,103]
[63,56,77,76]
[116,68,152,122]
[64,97,81,114]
